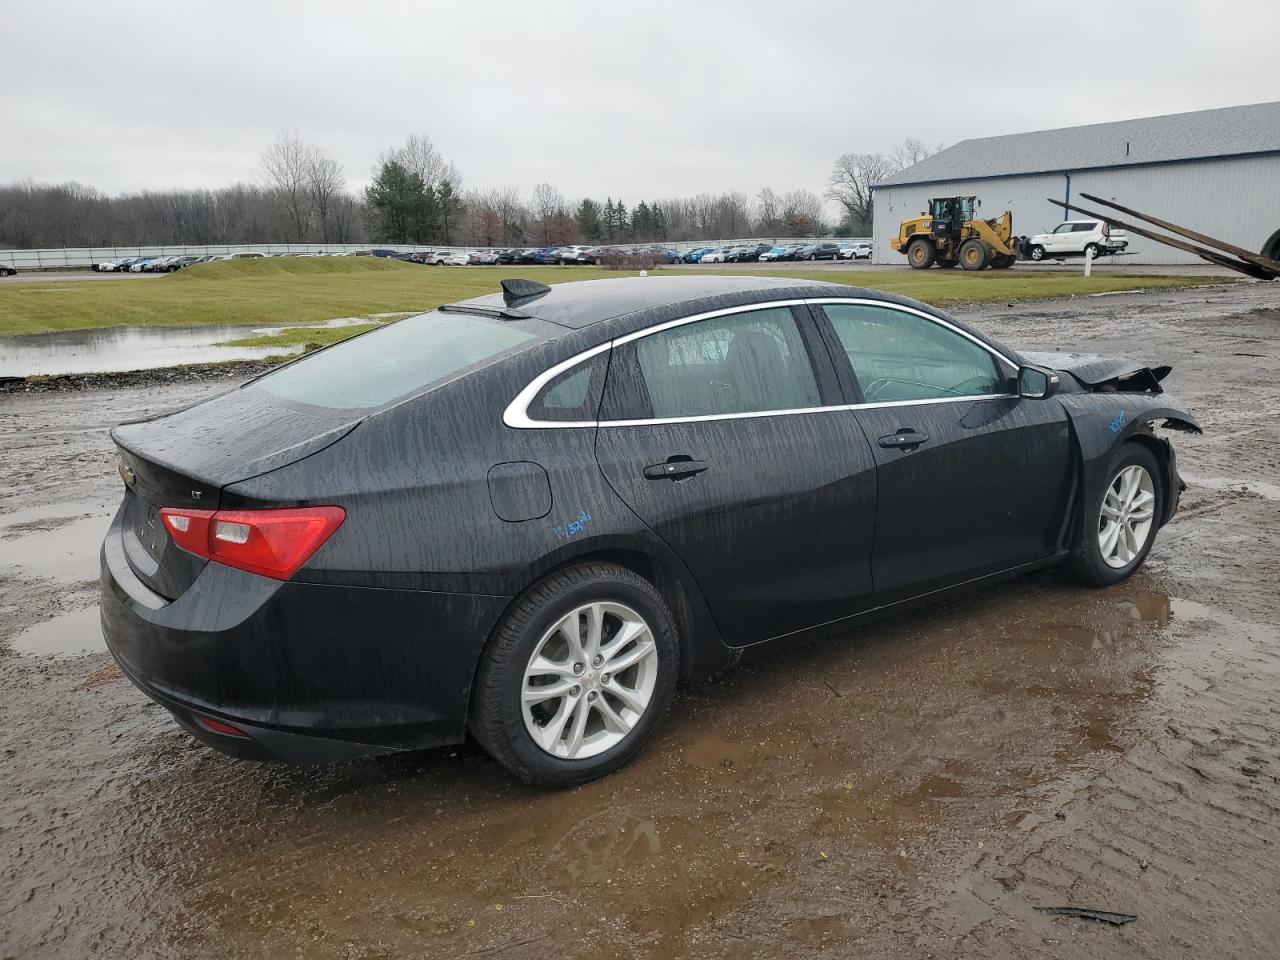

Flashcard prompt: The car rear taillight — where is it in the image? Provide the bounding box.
[160,506,345,580]
[195,715,251,738]
[1103,223,1111,237]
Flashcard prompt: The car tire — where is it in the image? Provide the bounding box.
[470,562,680,787]
[808,253,817,261]
[1067,442,1164,587]
[1029,244,1046,262]
[1085,243,1101,260]
[906,237,936,269]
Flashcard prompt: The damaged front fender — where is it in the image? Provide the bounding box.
[1021,350,1174,395]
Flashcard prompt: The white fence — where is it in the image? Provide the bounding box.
[0,237,871,270]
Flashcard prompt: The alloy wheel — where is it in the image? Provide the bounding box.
[521,601,659,760]
[1098,464,1156,568]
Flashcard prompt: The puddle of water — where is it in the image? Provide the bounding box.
[8,605,104,658]
[0,325,306,376]
[0,512,113,582]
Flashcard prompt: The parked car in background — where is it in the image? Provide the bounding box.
[0,265,15,277]
[681,247,712,263]
[101,274,1199,784]
[840,242,873,260]
[700,247,730,264]
[431,251,470,266]
[529,247,561,264]
[724,246,754,263]
[468,250,501,265]
[757,246,789,262]
[642,247,680,265]
[797,242,841,261]
[1025,220,1128,262]
[558,245,598,265]
[494,249,521,265]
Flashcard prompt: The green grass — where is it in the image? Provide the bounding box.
[0,256,1226,338]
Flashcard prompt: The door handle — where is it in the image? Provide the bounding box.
[643,458,709,480]
[878,430,929,450]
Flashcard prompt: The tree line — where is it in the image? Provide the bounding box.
[0,131,937,250]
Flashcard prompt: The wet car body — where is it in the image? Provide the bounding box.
[101,276,1200,769]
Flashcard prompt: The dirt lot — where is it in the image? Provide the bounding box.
[1,282,1278,959]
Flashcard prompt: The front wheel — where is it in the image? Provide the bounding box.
[906,237,936,269]
[959,238,990,271]
[470,563,679,786]
[1029,244,1046,262]
[1068,442,1163,586]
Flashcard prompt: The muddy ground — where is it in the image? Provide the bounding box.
[1,282,1278,959]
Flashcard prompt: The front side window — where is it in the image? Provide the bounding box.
[622,307,820,419]
[823,303,1007,403]
[255,311,538,410]
[1052,223,1075,234]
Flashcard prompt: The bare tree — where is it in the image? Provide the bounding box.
[755,187,782,235]
[828,137,945,232]
[261,129,315,241]
[490,187,526,245]
[306,149,346,243]
[461,189,503,246]
[892,137,943,171]
[825,152,896,232]
[781,189,825,236]
[530,182,566,244]
[381,133,461,192]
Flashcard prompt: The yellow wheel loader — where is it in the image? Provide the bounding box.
[891,196,1021,270]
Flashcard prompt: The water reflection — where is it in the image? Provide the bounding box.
[0,321,367,377]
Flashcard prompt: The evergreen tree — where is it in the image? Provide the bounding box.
[615,200,629,241]
[436,178,464,245]
[633,201,651,241]
[364,160,432,243]
[575,198,603,242]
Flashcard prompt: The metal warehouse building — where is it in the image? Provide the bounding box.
[871,100,1280,266]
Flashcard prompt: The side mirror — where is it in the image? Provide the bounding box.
[1018,365,1060,399]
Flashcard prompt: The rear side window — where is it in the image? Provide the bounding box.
[1073,222,1098,232]
[615,307,820,420]
[823,303,1007,403]
[254,311,538,410]
[526,352,609,422]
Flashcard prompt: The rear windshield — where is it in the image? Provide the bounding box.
[253,311,539,410]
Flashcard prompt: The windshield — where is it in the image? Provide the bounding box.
[253,311,540,411]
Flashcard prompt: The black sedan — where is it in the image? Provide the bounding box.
[101,276,1200,784]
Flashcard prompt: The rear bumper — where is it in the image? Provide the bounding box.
[100,509,510,764]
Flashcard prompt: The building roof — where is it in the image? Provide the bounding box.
[877,101,1280,188]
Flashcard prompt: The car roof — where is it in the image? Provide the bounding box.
[448,275,919,332]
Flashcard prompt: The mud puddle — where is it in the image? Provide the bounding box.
[0,500,113,583]
[7,604,103,657]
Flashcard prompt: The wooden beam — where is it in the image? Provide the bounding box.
[1079,192,1280,273]
[1046,199,1276,280]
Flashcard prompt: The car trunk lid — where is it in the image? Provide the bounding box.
[111,385,362,599]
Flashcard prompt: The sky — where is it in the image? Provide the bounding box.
[3,0,1277,207]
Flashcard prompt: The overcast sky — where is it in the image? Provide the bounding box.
[4,1,1276,206]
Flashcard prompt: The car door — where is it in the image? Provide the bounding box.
[594,303,879,646]
[1044,222,1073,254]
[813,300,1074,605]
